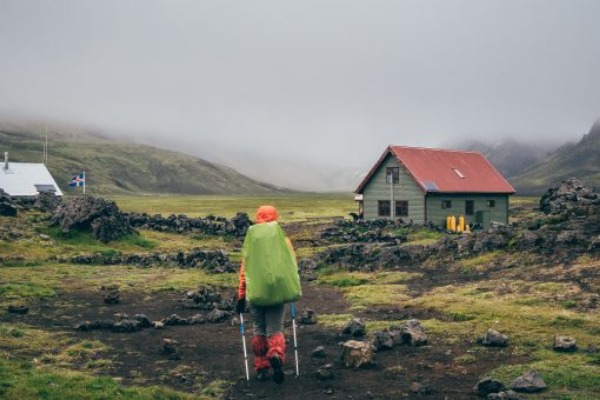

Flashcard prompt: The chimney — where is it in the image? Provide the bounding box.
[3,152,8,170]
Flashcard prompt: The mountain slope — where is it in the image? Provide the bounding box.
[0,129,287,195]
[456,138,559,178]
[511,122,600,195]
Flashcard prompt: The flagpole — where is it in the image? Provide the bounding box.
[83,171,86,195]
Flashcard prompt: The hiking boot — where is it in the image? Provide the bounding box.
[270,356,285,384]
[255,368,269,382]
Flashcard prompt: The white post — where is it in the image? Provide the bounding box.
[390,173,394,220]
[83,171,86,195]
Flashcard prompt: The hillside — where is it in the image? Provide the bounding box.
[456,138,558,178]
[511,122,600,195]
[0,129,287,195]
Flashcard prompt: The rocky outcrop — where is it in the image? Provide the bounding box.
[127,212,252,238]
[540,178,600,215]
[50,196,133,242]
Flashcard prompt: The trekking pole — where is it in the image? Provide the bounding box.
[291,303,299,377]
[239,313,250,381]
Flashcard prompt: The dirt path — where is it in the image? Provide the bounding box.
[4,280,525,399]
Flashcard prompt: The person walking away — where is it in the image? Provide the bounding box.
[236,205,301,383]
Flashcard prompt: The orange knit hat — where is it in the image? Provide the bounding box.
[255,205,279,223]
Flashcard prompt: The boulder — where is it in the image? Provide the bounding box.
[474,377,505,396]
[206,309,229,323]
[482,329,508,347]
[132,314,152,328]
[164,314,190,326]
[311,346,327,358]
[371,330,394,351]
[400,319,428,346]
[341,318,366,338]
[511,370,547,393]
[338,340,375,368]
[7,305,29,315]
[298,308,318,325]
[0,189,17,217]
[553,335,577,352]
[315,364,335,380]
[112,319,141,333]
[487,390,525,400]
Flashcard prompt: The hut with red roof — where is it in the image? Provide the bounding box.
[354,146,515,228]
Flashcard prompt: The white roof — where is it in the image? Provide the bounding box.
[0,162,63,196]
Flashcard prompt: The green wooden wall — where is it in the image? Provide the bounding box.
[360,153,511,227]
[425,193,509,228]
[362,154,425,222]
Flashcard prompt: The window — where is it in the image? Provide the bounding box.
[487,200,496,208]
[442,200,452,209]
[378,200,391,217]
[396,201,409,217]
[465,200,474,216]
[385,167,399,184]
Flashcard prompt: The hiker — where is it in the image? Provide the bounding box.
[236,205,302,383]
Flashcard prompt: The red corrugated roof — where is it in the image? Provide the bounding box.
[355,146,515,194]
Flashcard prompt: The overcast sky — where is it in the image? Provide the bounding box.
[1,0,599,190]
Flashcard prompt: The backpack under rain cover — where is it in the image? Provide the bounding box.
[242,221,301,306]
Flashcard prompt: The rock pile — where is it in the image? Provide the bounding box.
[182,285,234,310]
[75,309,232,333]
[63,248,235,272]
[539,178,600,215]
[371,319,428,351]
[127,212,251,237]
[321,219,410,244]
[50,196,133,242]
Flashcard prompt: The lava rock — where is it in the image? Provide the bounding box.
[190,314,207,325]
[112,319,141,333]
[315,364,335,380]
[511,370,547,393]
[341,318,366,338]
[311,346,327,358]
[481,329,509,347]
[133,314,153,328]
[338,340,374,368]
[474,377,505,396]
[487,390,525,400]
[400,319,428,346]
[162,338,179,354]
[298,308,318,325]
[7,305,29,314]
[164,314,190,326]
[206,309,229,323]
[371,330,394,351]
[553,335,577,352]
[50,196,133,242]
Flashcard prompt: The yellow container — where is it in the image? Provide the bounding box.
[458,215,465,232]
[446,215,452,230]
[449,215,456,231]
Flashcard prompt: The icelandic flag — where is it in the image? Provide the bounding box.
[69,173,85,187]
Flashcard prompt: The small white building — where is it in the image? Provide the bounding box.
[0,152,63,197]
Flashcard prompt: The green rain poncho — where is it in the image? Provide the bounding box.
[242,221,302,306]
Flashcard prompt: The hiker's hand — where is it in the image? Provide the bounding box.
[236,297,246,314]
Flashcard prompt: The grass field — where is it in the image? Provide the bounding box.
[3,193,599,399]
[107,193,356,221]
